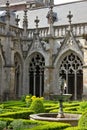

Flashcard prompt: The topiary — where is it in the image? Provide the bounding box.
[78,111,87,129]
[30,98,45,113]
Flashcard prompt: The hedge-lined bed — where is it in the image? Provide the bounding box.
[1,97,87,129]
[0,110,34,119]
[0,118,71,130]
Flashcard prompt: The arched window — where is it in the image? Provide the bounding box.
[59,53,83,100]
[29,53,45,97]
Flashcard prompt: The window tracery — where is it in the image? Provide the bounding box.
[59,53,83,74]
[29,53,45,97]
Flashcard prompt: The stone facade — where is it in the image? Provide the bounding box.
[0,1,87,101]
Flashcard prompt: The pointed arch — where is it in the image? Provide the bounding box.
[29,52,45,97]
[57,51,83,100]
[14,52,23,98]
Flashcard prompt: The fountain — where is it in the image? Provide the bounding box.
[30,77,81,126]
[51,77,72,118]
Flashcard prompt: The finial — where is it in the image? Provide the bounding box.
[24,4,27,16]
[6,1,10,18]
[15,15,20,26]
[6,1,9,7]
[67,11,73,25]
[23,4,28,29]
[34,16,39,29]
[46,3,57,24]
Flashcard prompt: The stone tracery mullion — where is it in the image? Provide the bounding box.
[29,53,45,97]
[60,53,83,74]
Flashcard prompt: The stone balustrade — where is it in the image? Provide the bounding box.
[0,21,87,39]
[28,22,87,39]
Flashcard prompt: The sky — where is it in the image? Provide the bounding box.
[54,0,80,4]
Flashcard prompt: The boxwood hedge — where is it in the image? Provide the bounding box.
[0,110,34,119]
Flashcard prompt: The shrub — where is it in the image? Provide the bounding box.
[45,106,58,113]
[8,119,24,130]
[29,122,71,130]
[0,110,34,119]
[30,98,45,113]
[65,127,82,130]
[31,95,36,101]
[25,95,32,107]
[80,101,87,111]
[78,111,87,129]
[0,120,6,130]
[21,95,26,102]
[0,117,13,126]
[0,104,4,109]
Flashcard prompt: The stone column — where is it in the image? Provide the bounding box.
[9,67,15,99]
[74,71,77,100]
[83,40,87,99]
[44,66,54,99]
[4,66,15,100]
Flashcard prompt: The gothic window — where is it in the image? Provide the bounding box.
[14,54,22,98]
[29,53,45,97]
[59,53,83,100]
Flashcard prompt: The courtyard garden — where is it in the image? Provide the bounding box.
[0,95,87,129]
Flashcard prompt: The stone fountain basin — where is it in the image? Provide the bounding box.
[50,94,72,101]
[30,113,81,126]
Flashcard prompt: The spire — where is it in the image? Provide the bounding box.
[23,5,28,37]
[5,1,11,34]
[46,5,54,24]
[34,16,39,33]
[32,16,41,50]
[46,4,57,36]
[15,15,20,27]
[23,5,28,29]
[67,11,73,30]
[6,1,10,20]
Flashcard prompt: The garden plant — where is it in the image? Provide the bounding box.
[0,95,87,129]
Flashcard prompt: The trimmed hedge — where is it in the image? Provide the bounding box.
[65,127,81,130]
[8,119,24,130]
[45,106,58,113]
[0,117,14,126]
[29,122,71,130]
[78,111,87,128]
[0,110,34,119]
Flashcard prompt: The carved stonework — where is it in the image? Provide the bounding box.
[41,41,50,51]
[14,40,20,50]
[21,40,31,59]
[67,36,73,46]
[32,40,41,50]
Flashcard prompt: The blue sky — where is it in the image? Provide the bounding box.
[54,0,80,4]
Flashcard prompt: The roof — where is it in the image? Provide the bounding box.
[16,0,87,28]
[0,0,41,6]
[0,0,25,5]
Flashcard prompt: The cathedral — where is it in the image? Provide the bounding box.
[0,0,87,100]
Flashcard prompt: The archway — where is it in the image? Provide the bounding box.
[14,53,22,98]
[29,53,45,97]
[59,53,83,100]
